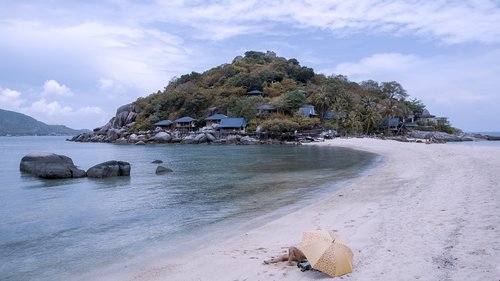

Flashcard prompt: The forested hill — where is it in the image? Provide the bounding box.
[0,109,89,136]
[131,50,453,135]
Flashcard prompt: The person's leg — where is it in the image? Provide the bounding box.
[263,254,288,264]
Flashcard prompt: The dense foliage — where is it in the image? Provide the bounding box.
[132,51,453,135]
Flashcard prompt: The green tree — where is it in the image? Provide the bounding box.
[282,89,307,114]
[359,96,382,134]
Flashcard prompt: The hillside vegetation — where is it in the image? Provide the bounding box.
[132,51,454,135]
[0,109,88,136]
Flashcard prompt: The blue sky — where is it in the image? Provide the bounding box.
[1,1,499,132]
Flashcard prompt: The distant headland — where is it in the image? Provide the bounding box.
[0,108,90,136]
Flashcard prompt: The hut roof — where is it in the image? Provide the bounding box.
[246,90,263,95]
[219,118,247,128]
[298,104,317,116]
[175,116,195,123]
[205,114,227,121]
[257,103,276,110]
[153,120,173,126]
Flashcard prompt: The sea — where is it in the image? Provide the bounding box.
[0,136,382,281]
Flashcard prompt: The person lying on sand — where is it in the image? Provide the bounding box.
[263,246,306,266]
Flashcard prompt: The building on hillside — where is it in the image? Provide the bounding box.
[386,118,402,131]
[153,120,173,129]
[256,103,277,118]
[246,90,263,96]
[219,118,247,132]
[323,110,346,120]
[298,104,318,118]
[205,114,227,127]
[175,116,196,132]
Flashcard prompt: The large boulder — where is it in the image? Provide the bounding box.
[194,133,208,144]
[154,132,172,143]
[87,161,131,178]
[156,165,173,175]
[181,134,198,144]
[20,152,86,179]
[106,129,120,142]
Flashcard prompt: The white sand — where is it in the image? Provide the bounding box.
[125,138,500,281]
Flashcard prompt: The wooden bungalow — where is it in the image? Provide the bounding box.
[256,103,277,118]
[153,120,173,129]
[246,90,263,96]
[174,116,196,132]
[205,114,227,127]
[298,104,318,118]
[219,118,247,132]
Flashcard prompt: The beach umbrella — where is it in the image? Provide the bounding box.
[299,230,353,277]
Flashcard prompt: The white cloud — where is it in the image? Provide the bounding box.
[333,53,421,78]
[42,79,72,96]
[1,83,106,128]
[151,0,500,44]
[330,50,500,131]
[0,87,25,111]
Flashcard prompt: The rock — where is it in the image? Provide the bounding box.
[195,133,208,144]
[135,141,146,145]
[205,133,216,142]
[154,132,172,143]
[87,161,131,178]
[155,165,173,175]
[129,134,139,143]
[240,136,259,145]
[115,137,128,144]
[106,129,120,142]
[407,130,464,142]
[225,135,241,144]
[152,160,163,164]
[20,152,86,179]
[181,134,197,144]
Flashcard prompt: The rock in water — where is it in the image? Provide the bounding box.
[87,161,131,178]
[155,165,173,175]
[20,152,86,179]
[151,160,163,164]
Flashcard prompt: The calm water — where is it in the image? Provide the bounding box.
[0,137,379,281]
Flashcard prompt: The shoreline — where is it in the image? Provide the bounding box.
[119,138,499,281]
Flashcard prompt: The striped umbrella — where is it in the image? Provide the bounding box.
[299,230,353,277]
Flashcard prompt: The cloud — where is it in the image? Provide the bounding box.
[42,79,72,96]
[330,50,500,131]
[0,20,191,97]
[0,87,25,111]
[150,0,500,44]
[0,83,106,128]
[333,53,421,78]
[24,98,106,128]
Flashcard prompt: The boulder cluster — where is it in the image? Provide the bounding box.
[68,102,262,145]
[403,130,480,143]
[20,152,131,179]
[70,127,261,145]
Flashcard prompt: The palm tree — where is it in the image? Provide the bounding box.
[359,97,382,135]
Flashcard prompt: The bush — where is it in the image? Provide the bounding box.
[260,118,300,133]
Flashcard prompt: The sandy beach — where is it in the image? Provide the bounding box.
[125,138,500,281]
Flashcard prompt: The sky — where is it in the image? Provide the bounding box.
[1,1,499,132]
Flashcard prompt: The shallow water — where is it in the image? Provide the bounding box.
[0,137,379,281]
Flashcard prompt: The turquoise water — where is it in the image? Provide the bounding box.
[0,137,379,281]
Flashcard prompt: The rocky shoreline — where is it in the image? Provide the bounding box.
[69,103,495,146]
